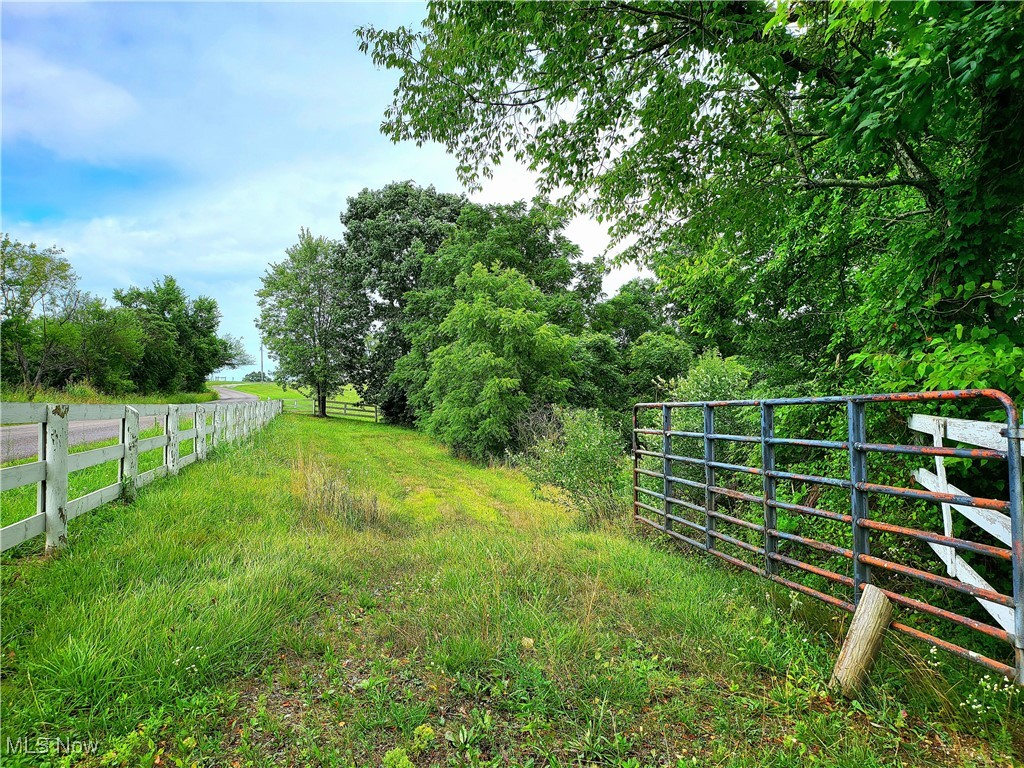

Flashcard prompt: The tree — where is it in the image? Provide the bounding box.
[418,263,574,461]
[394,199,604,427]
[340,182,466,422]
[114,276,249,392]
[627,331,694,403]
[257,228,370,416]
[58,299,146,394]
[0,234,81,390]
[593,278,676,350]
[359,2,1024,400]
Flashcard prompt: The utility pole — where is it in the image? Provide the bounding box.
[260,342,264,381]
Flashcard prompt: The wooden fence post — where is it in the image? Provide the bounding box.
[36,420,46,519]
[213,406,222,448]
[831,584,892,697]
[196,405,208,460]
[123,406,140,491]
[167,404,180,475]
[44,404,69,553]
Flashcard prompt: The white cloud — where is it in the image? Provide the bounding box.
[3,44,140,161]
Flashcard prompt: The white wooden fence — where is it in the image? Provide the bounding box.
[0,399,283,554]
[909,413,1024,636]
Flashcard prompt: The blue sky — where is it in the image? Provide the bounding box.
[2,2,639,378]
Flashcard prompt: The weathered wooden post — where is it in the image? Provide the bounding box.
[831,584,893,697]
[196,405,208,460]
[213,406,222,448]
[36,419,46,519]
[123,406,140,491]
[44,404,69,553]
[167,404,180,475]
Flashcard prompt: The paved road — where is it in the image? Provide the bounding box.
[0,386,257,463]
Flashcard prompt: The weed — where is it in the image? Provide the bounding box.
[383,746,414,768]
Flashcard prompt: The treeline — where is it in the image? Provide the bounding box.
[1,234,250,396]
[259,184,695,459]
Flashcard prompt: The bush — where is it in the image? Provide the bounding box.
[668,349,756,437]
[515,406,631,528]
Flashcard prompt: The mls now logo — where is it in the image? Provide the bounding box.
[5,736,100,755]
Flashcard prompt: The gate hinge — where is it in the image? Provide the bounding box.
[1001,427,1024,440]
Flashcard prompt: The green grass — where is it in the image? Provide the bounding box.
[1,416,1019,767]
[1,383,217,405]
[231,382,360,403]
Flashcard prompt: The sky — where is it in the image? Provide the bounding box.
[2,1,642,379]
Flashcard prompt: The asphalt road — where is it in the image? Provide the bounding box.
[0,385,257,463]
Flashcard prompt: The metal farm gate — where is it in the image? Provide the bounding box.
[631,389,1024,682]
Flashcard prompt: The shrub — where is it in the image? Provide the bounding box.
[516,406,631,528]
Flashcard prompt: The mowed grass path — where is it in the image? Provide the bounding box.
[1,416,1018,767]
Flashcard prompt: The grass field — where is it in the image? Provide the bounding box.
[0,416,1019,767]
[231,382,361,403]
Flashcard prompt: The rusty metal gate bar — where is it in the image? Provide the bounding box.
[631,389,1024,683]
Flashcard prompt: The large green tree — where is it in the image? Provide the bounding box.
[394,199,605,422]
[418,263,575,461]
[359,1,1024,399]
[257,229,370,416]
[114,276,250,393]
[340,182,466,422]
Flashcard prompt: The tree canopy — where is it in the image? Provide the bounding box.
[359,1,1024,400]
[1,236,246,396]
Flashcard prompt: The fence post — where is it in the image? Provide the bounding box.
[123,406,139,491]
[196,405,208,460]
[847,400,871,604]
[36,420,46,520]
[1003,411,1024,684]
[167,404,180,475]
[631,406,639,520]
[213,406,222,448]
[703,405,716,552]
[662,404,673,532]
[44,404,69,553]
[761,403,778,575]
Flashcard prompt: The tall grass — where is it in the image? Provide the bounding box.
[0,380,217,405]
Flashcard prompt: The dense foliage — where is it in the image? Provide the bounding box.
[382,197,692,458]
[339,182,466,422]
[515,406,631,528]
[358,0,1024,403]
[1,235,248,396]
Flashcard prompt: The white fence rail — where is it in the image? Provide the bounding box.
[0,399,283,554]
[909,413,1021,635]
